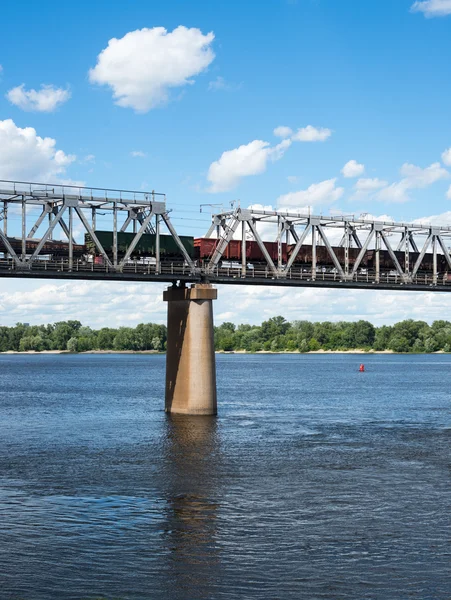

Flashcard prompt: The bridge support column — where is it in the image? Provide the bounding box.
[164,283,217,415]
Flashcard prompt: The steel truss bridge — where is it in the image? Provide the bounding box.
[1,179,451,292]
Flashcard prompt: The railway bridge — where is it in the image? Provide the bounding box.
[1,179,450,415]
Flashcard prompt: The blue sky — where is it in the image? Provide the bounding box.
[1,0,451,327]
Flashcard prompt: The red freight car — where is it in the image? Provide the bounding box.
[194,238,288,263]
[194,237,218,260]
[287,244,363,267]
[0,236,86,257]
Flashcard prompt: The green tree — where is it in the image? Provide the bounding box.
[77,337,93,352]
[97,328,117,349]
[388,336,410,353]
[67,337,78,352]
[309,338,320,351]
[151,336,162,351]
[298,339,310,353]
[424,336,440,353]
[261,316,290,341]
[373,325,393,351]
[52,321,82,350]
[342,321,375,349]
[113,327,140,350]
[19,336,34,352]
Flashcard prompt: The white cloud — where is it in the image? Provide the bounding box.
[376,181,412,204]
[208,76,227,91]
[442,147,451,166]
[131,150,147,158]
[447,184,451,200]
[413,209,451,226]
[277,178,344,209]
[0,281,167,328]
[355,178,388,191]
[291,125,332,142]
[208,76,240,91]
[2,276,451,330]
[399,161,449,185]
[274,126,293,138]
[341,159,365,178]
[376,162,449,203]
[0,119,75,181]
[287,175,299,183]
[207,138,291,193]
[411,0,451,17]
[80,154,95,164]
[6,84,71,112]
[89,26,215,112]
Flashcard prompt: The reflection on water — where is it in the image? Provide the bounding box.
[162,416,221,599]
[0,353,449,599]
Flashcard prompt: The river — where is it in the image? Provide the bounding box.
[0,353,449,599]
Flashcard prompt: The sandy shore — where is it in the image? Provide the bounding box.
[1,349,446,355]
[218,349,395,354]
[0,350,162,355]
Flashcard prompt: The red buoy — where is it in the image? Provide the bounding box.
[359,364,365,372]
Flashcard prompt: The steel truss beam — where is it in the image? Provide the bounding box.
[0,180,196,273]
[3,180,451,288]
[201,208,451,285]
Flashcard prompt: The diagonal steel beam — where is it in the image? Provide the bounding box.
[0,228,22,266]
[397,231,419,253]
[120,214,133,232]
[75,206,113,268]
[380,231,408,281]
[409,233,419,253]
[118,210,154,267]
[161,213,196,271]
[28,206,49,238]
[317,224,345,279]
[58,216,76,244]
[289,224,299,243]
[411,233,432,278]
[27,206,67,265]
[351,228,362,248]
[339,225,361,249]
[350,229,374,277]
[137,209,155,235]
[282,224,311,274]
[207,215,240,270]
[247,219,278,276]
[437,235,451,271]
[205,223,216,238]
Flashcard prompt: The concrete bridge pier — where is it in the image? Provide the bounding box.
[164,283,217,415]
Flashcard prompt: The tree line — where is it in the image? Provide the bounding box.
[0,317,450,353]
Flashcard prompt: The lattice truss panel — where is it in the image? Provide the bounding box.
[0,180,195,273]
[2,180,451,288]
[204,208,451,285]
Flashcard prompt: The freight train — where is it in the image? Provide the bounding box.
[0,236,86,257]
[0,230,448,274]
[193,236,447,273]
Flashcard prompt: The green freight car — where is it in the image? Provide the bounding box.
[85,231,195,259]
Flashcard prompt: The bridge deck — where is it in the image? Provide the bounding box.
[1,259,450,292]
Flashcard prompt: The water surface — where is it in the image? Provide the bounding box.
[0,353,449,599]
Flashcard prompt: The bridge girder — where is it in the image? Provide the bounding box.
[204,207,451,287]
[1,180,451,291]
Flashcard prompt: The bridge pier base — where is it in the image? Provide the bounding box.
[164,283,217,415]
